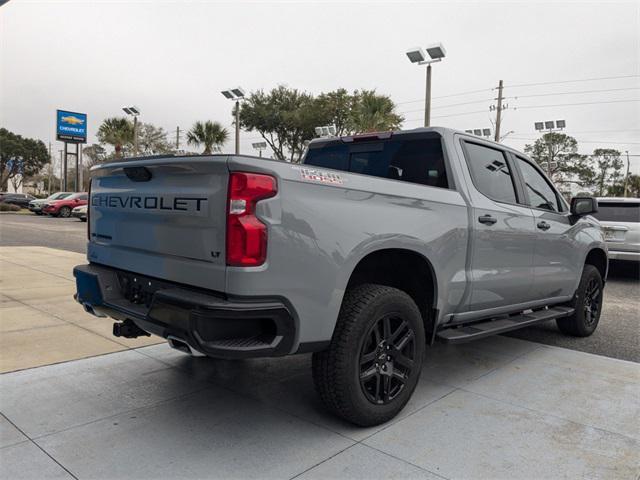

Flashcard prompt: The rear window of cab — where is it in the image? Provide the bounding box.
[303,133,449,189]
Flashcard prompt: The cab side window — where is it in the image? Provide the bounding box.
[515,157,561,212]
[463,142,517,203]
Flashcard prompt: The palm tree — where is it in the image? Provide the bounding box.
[350,90,404,134]
[96,117,134,159]
[186,121,228,154]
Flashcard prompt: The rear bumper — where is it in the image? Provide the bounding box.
[607,250,640,261]
[74,263,296,359]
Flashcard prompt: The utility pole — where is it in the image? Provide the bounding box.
[176,126,180,151]
[623,150,631,197]
[494,80,504,142]
[235,100,240,155]
[424,64,432,127]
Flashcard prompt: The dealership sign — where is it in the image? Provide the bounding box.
[56,110,87,143]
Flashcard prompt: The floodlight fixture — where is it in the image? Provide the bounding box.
[534,122,544,131]
[231,87,245,98]
[556,120,566,129]
[122,106,140,116]
[473,129,482,136]
[406,47,427,64]
[252,142,267,149]
[482,128,491,137]
[221,90,234,99]
[544,121,555,130]
[465,130,473,134]
[405,42,446,127]
[426,43,446,60]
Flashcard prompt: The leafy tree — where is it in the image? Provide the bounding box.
[239,86,324,162]
[524,132,593,185]
[0,128,49,190]
[590,149,624,196]
[186,121,228,154]
[97,117,134,159]
[82,144,107,167]
[315,88,359,136]
[137,123,174,156]
[349,90,404,134]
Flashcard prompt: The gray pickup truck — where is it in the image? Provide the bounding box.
[74,127,607,426]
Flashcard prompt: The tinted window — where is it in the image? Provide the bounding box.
[78,195,88,201]
[304,136,448,189]
[464,142,517,203]
[593,203,640,223]
[516,157,560,212]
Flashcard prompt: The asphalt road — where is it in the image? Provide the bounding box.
[1,213,638,362]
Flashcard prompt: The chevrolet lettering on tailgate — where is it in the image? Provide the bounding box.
[91,194,208,214]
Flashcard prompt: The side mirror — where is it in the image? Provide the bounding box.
[570,196,598,216]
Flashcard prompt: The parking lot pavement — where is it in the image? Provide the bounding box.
[0,246,161,373]
[1,336,638,479]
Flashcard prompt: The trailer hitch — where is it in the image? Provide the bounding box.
[113,319,150,338]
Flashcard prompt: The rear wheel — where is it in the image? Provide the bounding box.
[312,284,425,426]
[556,264,603,337]
[58,206,71,218]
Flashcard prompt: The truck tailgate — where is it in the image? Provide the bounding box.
[88,156,229,291]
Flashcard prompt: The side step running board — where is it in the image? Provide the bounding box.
[436,306,574,344]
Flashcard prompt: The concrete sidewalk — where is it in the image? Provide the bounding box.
[1,336,639,479]
[0,246,161,373]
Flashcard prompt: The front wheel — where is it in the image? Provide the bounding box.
[312,284,425,427]
[556,264,603,337]
[58,206,71,218]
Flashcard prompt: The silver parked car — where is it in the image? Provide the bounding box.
[594,197,640,262]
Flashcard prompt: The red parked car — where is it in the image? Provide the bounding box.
[42,192,88,218]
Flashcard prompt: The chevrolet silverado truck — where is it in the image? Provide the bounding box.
[74,127,607,426]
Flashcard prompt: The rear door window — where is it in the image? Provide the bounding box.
[593,203,640,222]
[462,142,517,203]
[303,135,449,189]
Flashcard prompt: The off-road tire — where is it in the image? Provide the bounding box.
[58,206,71,218]
[556,264,603,337]
[312,283,425,426]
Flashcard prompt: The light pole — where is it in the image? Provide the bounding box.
[222,87,245,154]
[534,120,565,178]
[252,142,267,158]
[406,43,447,127]
[122,106,140,156]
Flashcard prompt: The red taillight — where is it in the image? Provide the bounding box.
[226,172,277,266]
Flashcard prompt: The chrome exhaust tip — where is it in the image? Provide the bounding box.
[167,336,205,357]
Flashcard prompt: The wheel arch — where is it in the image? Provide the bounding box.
[584,247,608,282]
[345,248,439,342]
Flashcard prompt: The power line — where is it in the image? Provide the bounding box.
[515,99,640,110]
[506,74,640,89]
[404,109,490,122]
[505,87,640,99]
[508,136,640,145]
[396,87,493,106]
[399,98,492,114]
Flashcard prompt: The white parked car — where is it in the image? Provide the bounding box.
[594,197,640,262]
[71,204,87,222]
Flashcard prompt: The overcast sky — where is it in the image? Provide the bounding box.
[1,0,639,172]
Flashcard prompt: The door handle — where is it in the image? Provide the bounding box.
[478,214,497,225]
[537,221,551,231]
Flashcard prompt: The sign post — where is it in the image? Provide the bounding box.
[56,110,87,192]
